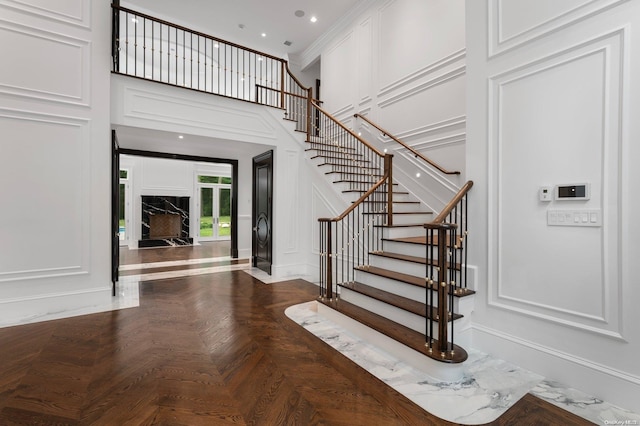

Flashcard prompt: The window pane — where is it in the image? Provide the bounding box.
[200,187,213,237]
[119,170,128,179]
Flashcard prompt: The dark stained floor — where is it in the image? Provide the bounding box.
[0,270,591,425]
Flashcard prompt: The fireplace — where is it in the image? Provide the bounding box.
[139,196,193,247]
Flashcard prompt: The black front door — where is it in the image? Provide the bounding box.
[252,150,273,274]
[111,130,119,295]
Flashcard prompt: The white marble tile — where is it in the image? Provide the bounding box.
[285,301,640,425]
[125,262,250,282]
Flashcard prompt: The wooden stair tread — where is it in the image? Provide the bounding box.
[318,298,468,363]
[308,149,364,157]
[355,200,421,205]
[344,189,409,195]
[373,223,425,228]
[338,281,462,321]
[311,155,371,162]
[361,211,431,215]
[333,180,398,185]
[383,235,463,247]
[370,251,462,270]
[320,163,379,170]
[305,141,358,152]
[328,171,384,178]
[355,266,474,297]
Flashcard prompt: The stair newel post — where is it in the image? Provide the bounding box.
[319,220,325,299]
[326,220,334,300]
[384,154,393,226]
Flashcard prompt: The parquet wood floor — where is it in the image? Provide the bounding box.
[119,241,231,266]
[0,272,591,425]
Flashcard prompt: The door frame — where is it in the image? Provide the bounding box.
[111,130,119,294]
[117,147,239,259]
[252,150,273,274]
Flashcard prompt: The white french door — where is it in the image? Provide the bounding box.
[198,184,231,241]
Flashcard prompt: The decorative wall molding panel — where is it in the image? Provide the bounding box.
[357,17,373,105]
[0,20,90,106]
[123,87,277,140]
[378,49,466,98]
[488,0,626,57]
[487,29,626,337]
[0,108,90,282]
[0,0,90,29]
[376,116,466,144]
[283,150,300,254]
[378,66,465,109]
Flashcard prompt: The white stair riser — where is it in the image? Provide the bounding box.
[382,240,427,257]
[381,226,425,239]
[352,270,472,314]
[339,288,474,337]
[340,288,427,334]
[370,256,426,277]
[392,213,433,225]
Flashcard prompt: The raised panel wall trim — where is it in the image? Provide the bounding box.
[378,48,466,97]
[0,108,91,282]
[0,0,90,29]
[394,134,466,152]
[375,116,466,144]
[487,29,626,334]
[0,19,90,106]
[123,87,277,140]
[331,103,355,119]
[284,150,300,254]
[489,0,626,57]
[378,66,465,110]
[472,324,639,383]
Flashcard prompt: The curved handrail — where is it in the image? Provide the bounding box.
[284,62,311,93]
[431,180,473,224]
[318,174,388,222]
[354,113,460,175]
[315,103,384,158]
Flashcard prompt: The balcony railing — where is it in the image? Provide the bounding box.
[111,5,310,127]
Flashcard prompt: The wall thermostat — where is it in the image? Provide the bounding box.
[555,183,590,201]
[539,186,552,202]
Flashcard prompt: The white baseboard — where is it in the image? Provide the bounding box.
[471,324,640,413]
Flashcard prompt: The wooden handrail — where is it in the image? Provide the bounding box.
[113,5,284,62]
[354,113,460,175]
[431,180,473,224]
[284,62,310,94]
[256,84,321,103]
[318,174,388,223]
[314,102,384,158]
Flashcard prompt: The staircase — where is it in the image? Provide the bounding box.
[302,101,475,374]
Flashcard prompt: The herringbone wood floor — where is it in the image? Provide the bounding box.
[0,272,590,425]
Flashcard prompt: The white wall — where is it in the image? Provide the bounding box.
[0,1,112,326]
[466,0,640,412]
[314,0,467,209]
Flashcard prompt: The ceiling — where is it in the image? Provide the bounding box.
[122,0,363,58]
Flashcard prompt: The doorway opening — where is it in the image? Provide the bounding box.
[112,146,240,285]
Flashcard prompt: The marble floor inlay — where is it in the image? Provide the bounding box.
[285,301,640,425]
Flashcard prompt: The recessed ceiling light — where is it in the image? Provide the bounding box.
[261,33,266,37]
[310,16,317,23]
[214,43,219,49]
[257,57,263,61]
[295,10,305,18]
[178,135,184,139]
[131,18,138,24]
[416,172,421,178]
